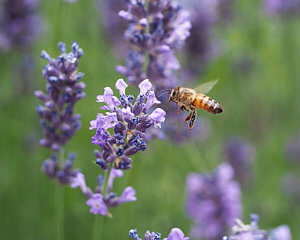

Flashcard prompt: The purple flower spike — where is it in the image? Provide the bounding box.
[186,163,242,239]
[35,41,85,152]
[86,193,108,215]
[164,228,189,240]
[116,0,191,89]
[0,0,41,51]
[90,78,166,170]
[224,137,256,184]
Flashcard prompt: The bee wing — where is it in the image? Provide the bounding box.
[194,79,219,94]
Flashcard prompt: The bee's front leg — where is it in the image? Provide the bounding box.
[177,105,186,114]
[188,110,197,131]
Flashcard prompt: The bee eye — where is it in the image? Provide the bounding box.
[173,90,178,96]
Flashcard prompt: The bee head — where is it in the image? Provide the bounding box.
[169,87,180,102]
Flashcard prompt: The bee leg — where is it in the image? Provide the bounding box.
[188,110,197,131]
[185,112,192,123]
[177,105,185,114]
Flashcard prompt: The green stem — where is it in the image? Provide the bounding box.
[92,215,104,240]
[102,163,113,198]
[92,163,113,240]
[56,147,65,240]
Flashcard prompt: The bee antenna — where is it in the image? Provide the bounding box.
[158,90,171,99]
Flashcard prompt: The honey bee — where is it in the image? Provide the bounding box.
[162,80,223,131]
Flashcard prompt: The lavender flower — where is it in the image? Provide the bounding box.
[223,137,256,184]
[0,0,41,51]
[90,78,166,170]
[223,214,292,240]
[35,41,85,152]
[264,0,300,17]
[116,0,191,89]
[71,169,136,216]
[129,228,189,240]
[186,163,242,240]
[36,42,85,184]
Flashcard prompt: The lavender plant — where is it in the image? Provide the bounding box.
[129,228,189,240]
[116,0,191,89]
[223,137,256,185]
[35,41,85,183]
[223,214,292,240]
[36,43,142,217]
[0,0,41,51]
[186,163,242,240]
[85,78,165,215]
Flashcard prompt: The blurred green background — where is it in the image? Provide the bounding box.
[0,0,299,239]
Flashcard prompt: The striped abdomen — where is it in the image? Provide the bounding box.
[192,93,223,114]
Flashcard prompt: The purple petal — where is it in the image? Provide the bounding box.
[146,91,161,111]
[117,186,137,204]
[165,228,189,240]
[96,95,104,103]
[122,107,135,119]
[115,78,128,95]
[86,193,108,215]
[89,113,105,130]
[139,18,148,27]
[217,163,234,183]
[139,79,152,95]
[100,87,121,111]
[70,172,89,194]
[104,112,118,129]
[149,108,166,128]
[269,225,292,240]
[90,112,118,131]
[119,10,134,21]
